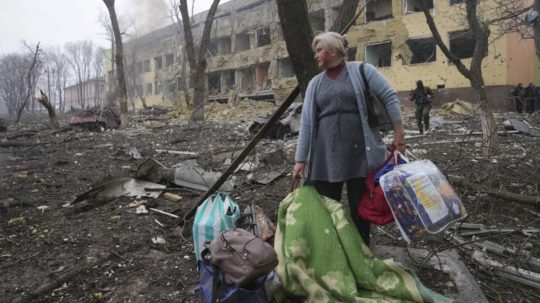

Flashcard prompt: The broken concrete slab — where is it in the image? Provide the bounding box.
[172,161,235,192]
[372,245,488,303]
[503,119,540,137]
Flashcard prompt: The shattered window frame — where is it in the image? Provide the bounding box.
[449,30,486,59]
[277,57,295,78]
[404,0,434,14]
[309,9,325,33]
[406,36,437,65]
[256,26,271,47]
[365,41,392,68]
[235,32,251,52]
[154,56,163,70]
[366,0,393,22]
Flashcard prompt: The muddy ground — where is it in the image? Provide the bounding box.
[1,101,539,303]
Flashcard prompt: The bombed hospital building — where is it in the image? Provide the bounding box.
[105,0,539,110]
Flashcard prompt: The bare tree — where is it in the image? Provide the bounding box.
[15,43,42,123]
[124,45,148,109]
[0,54,29,116]
[103,0,129,128]
[65,40,95,109]
[419,0,496,155]
[178,0,221,121]
[168,0,191,108]
[93,47,105,108]
[41,47,70,114]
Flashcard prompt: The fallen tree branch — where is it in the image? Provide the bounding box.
[0,141,46,148]
[448,175,540,206]
[472,251,540,289]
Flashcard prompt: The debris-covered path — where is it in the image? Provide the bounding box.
[1,103,539,302]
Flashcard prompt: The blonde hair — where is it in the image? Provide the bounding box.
[312,32,347,59]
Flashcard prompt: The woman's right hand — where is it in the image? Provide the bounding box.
[291,162,305,191]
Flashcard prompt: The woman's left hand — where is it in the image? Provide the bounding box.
[392,123,406,153]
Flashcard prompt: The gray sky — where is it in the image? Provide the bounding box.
[0,0,229,55]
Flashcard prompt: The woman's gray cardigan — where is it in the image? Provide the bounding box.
[295,61,403,180]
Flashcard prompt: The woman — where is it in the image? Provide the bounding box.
[292,32,405,245]
[410,80,434,134]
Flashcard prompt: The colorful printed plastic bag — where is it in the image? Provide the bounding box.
[192,193,240,260]
[380,160,466,242]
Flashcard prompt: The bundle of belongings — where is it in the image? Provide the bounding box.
[276,186,454,302]
[358,149,467,242]
[193,193,278,302]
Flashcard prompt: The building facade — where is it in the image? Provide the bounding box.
[105,0,539,110]
[65,78,106,110]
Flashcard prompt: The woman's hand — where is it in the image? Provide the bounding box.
[291,162,305,191]
[392,123,406,153]
[292,162,305,180]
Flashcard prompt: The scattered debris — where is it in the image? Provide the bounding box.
[248,102,302,139]
[440,100,475,116]
[0,118,7,132]
[151,237,167,245]
[68,178,166,206]
[127,147,142,159]
[503,119,540,137]
[163,192,182,202]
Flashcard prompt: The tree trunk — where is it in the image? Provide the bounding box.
[420,0,497,155]
[180,0,220,121]
[276,0,318,97]
[103,0,129,128]
[16,43,41,123]
[466,1,498,154]
[329,0,361,33]
[36,90,60,129]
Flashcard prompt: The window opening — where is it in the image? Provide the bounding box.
[154,56,163,70]
[143,60,150,72]
[366,42,392,67]
[449,30,485,59]
[255,62,271,90]
[406,37,436,64]
[256,26,271,47]
[236,33,251,51]
[366,0,393,22]
[309,9,325,33]
[165,54,174,67]
[404,0,433,14]
[277,58,295,78]
[347,47,357,61]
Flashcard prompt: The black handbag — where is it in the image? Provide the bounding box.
[359,63,392,130]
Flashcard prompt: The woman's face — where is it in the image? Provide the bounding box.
[314,42,334,68]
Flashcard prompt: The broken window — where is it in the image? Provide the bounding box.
[210,37,232,55]
[309,9,325,33]
[238,66,255,94]
[165,54,174,67]
[154,56,163,70]
[366,42,392,67]
[366,0,393,22]
[236,33,251,52]
[256,26,271,47]
[255,62,271,90]
[449,30,485,59]
[145,83,153,96]
[222,70,235,93]
[208,72,221,95]
[277,58,295,78]
[136,62,143,74]
[347,47,357,61]
[404,0,433,14]
[406,37,436,64]
[449,0,463,5]
[143,60,150,72]
[154,81,161,94]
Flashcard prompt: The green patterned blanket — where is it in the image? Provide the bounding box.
[275,186,453,303]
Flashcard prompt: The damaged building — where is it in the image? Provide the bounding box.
[105,0,539,110]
